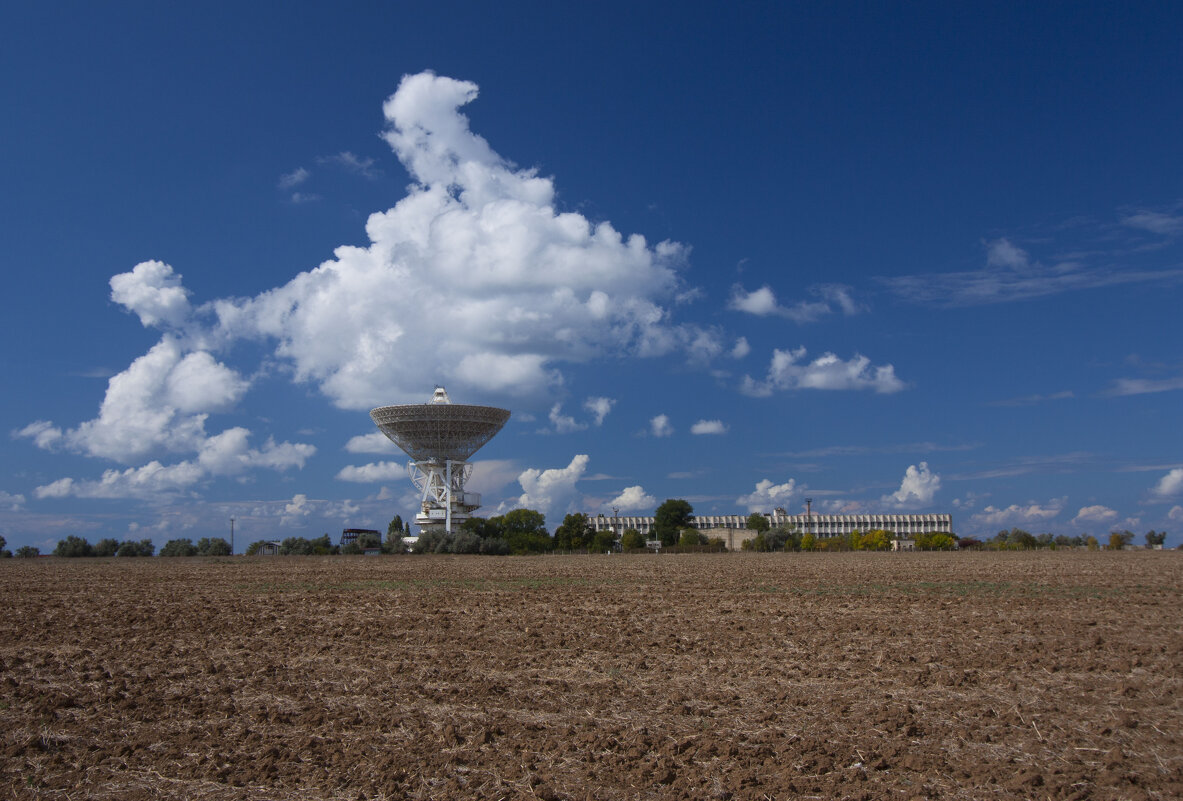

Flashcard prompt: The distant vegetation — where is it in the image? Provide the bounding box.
[31,510,1174,559]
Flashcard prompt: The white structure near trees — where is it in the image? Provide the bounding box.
[590,510,952,541]
[371,387,510,534]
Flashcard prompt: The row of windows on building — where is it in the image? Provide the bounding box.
[589,512,953,538]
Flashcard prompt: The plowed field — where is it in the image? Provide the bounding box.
[2,551,1180,800]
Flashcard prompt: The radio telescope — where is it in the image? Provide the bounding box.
[370,387,511,534]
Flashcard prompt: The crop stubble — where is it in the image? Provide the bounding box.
[1,551,1180,800]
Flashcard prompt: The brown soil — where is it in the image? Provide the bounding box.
[1,551,1180,800]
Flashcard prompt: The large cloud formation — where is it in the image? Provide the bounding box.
[20,72,720,498]
[205,71,708,408]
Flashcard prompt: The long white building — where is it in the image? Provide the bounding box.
[589,510,952,539]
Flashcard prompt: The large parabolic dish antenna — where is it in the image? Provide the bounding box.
[370,387,510,534]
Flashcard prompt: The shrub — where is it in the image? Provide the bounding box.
[451,531,482,554]
[679,529,705,548]
[479,537,510,555]
[619,528,645,550]
[382,534,409,554]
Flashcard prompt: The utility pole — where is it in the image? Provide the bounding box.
[805,498,813,541]
[230,516,235,555]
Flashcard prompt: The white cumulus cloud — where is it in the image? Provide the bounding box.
[345,432,398,454]
[0,490,26,511]
[547,403,586,434]
[1071,505,1119,526]
[336,461,405,483]
[690,419,728,435]
[1152,468,1183,497]
[109,261,192,329]
[969,498,1066,529]
[883,462,940,508]
[35,460,206,500]
[1169,505,1183,521]
[18,337,249,464]
[609,485,656,512]
[198,71,712,409]
[737,478,797,512]
[650,414,673,437]
[583,396,615,426]
[505,454,589,524]
[741,347,905,396]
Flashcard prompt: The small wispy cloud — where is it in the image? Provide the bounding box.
[1121,210,1183,236]
[988,390,1074,407]
[880,235,1183,307]
[948,452,1093,481]
[318,151,381,179]
[728,283,861,323]
[1104,375,1183,396]
[650,414,673,438]
[278,167,310,189]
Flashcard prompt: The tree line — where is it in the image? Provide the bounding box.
[17,509,1174,559]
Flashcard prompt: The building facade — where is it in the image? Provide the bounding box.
[589,510,952,543]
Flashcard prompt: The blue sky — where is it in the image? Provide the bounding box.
[2,2,1181,551]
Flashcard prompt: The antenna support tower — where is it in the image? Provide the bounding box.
[370,387,511,535]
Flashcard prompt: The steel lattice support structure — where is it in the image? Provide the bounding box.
[370,388,510,534]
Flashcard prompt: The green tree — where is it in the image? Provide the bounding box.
[1107,530,1134,550]
[382,530,408,554]
[800,532,816,551]
[554,513,594,551]
[355,532,381,549]
[93,538,120,557]
[1146,530,1166,547]
[766,524,800,552]
[116,539,155,557]
[494,509,551,554]
[245,540,269,555]
[678,528,705,548]
[15,546,39,558]
[460,516,502,540]
[653,499,693,547]
[310,534,337,555]
[1008,528,1038,549]
[591,529,617,553]
[279,537,313,555]
[54,535,94,557]
[746,513,770,535]
[742,532,767,551]
[914,531,956,550]
[387,514,411,540]
[619,528,645,550]
[160,538,198,557]
[0,535,8,558]
[859,529,893,551]
[197,537,232,556]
